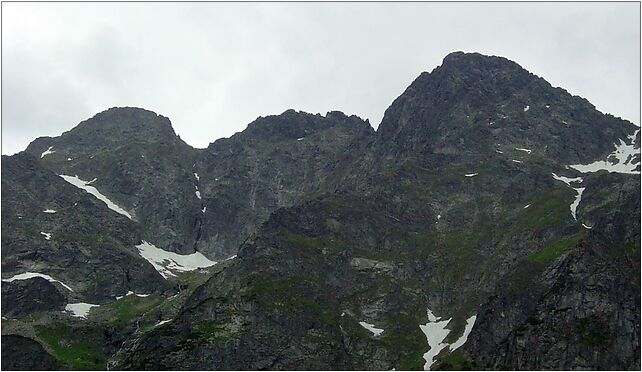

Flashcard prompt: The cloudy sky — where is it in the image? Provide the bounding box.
[2,2,640,155]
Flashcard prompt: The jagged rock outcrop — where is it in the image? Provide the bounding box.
[111,52,640,370]
[1,335,60,370]
[3,52,640,370]
[1,153,169,303]
[1,277,66,317]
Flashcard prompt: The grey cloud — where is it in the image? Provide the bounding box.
[2,2,639,155]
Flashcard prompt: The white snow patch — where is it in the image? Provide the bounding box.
[523,105,530,112]
[420,309,452,370]
[570,187,585,220]
[202,206,207,213]
[40,232,52,240]
[195,190,202,199]
[449,315,477,352]
[60,175,132,219]
[495,150,504,154]
[2,272,73,292]
[65,303,99,319]
[136,241,217,279]
[512,160,523,164]
[40,146,55,158]
[42,209,56,214]
[464,173,478,177]
[545,105,550,108]
[551,173,583,186]
[155,319,173,327]
[116,290,134,300]
[552,173,586,220]
[359,321,384,336]
[515,148,532,154]
[297,137,305,141]
[569,130,641,174]
[524,204,531,209]
[67,157,72,161]
[194,173,200,181]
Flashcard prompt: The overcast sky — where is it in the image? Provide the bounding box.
[2,2,640,155]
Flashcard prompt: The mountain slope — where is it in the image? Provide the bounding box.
[111,52,640,370]
[3,51,640,371]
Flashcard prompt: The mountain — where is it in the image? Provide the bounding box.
[2,52,640,370]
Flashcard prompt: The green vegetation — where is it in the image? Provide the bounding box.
[192,321,239,344]
[433,350,476,370]
[526,234,583,264]
[577,318,614,348]
[382,313,427,371]
[283,233,345,255]
[510,190,571,234]
[101,294,163,325]
[34,324,106,370]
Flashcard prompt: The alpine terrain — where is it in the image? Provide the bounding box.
[2,52,640,370]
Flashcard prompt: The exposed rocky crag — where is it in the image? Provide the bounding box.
[2,52,640,370]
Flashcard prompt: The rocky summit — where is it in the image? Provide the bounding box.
[2,52,640,370]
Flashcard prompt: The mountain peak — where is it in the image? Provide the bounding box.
[376,52,635,164]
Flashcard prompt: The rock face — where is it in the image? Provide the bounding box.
[24,107,373,259]
[1,335,60,370]
[1,153,169,303]
[1,278,66,317]
[2,52,640,370]
[193,110,374,258]
[25,107,203,255]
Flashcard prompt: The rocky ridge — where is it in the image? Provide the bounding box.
[2,52,640,370]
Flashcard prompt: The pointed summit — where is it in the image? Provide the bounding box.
[375,52,636,165]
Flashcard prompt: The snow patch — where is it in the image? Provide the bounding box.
[42,209,56,214]
[65,303,99,319]
[449,315,477,352]
[551,173,583,186]
[60,175,132,219]
[419,310,478,370]
[195,190,202,199]
[523,204,531,209]
[202,206,207,213]
[155,319,173,327]
[359,321,384,336]
[495,150,503,154]
[297,137,305,141]
[523,105,530,112]
[570,187,585,220]
[569,129,640,174]
[2,272,74,292]
[512,160,523,164]
[136,240,217,279]
[40,146,55,158]
[515,148,532,154]
[40,232,52,240]
[582,223,592,229]
[420,309,452,370]
[464,173,478,177]
[116,291,134,300]
[552,173,586,220]
[194,173,200,181]
[116,291,151,300]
